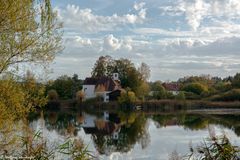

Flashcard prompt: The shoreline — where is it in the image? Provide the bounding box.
[45,99,240,111]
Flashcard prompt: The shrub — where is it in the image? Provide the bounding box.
[200,90,210,98]
[165,91,175,99]
[14,131,93,159]
[214,81,232,92]
[152,87,167,99]
[48,89,58,101]
[182,83,208,95]
[211,89,240,101]
[232,73,240,88]
[175,91,185,100]
[76,90,85,102]
[183,91,201,100]
[187,134,240,159]
[118,90,137,105]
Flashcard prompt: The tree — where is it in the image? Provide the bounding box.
[114,58,142,91]
[0,0,63,74]
[150,81,166,99]
[47,75,72,99]
[124,67,143,92]
[21,71,47,108]
[153,87,166,100]
[214,81,231,92]
[71,74,83,98]
[136,82,150,100]
[118,90,137,106]
[91,55,114,77]
[0,0,62,152]
[46,74,83,99]
[150,81,163,91]
[232,73,240,88]
[0,76,26,149]
[48,89,58,101]
[178,75,212,86]
[138,62,150,81]
[91,56,145,93]
[182,82,208,95]
[0,72,47,150]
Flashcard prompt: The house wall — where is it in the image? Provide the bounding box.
[170,91,179,95]
[82,114,97,128]
[82,85,95,99]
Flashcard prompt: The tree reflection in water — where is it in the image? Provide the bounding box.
[91,112,150,154]
[152,113,240,134]
[27,109,240,156]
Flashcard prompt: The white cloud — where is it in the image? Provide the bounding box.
[133,28,195,37]
[103,34,121,51]
[125,14,138,24]
[122,37,133,51]
[134,2,146,11]
[103,34,133,52]
[75,36,92,46]
[51,1,240,81]
[58,4,147,33]
[52,34,240,80]
[208,0,240,17]
[177,0,208,31]
[133,24,240,42]
[161,0,240,31]
[62,36,102,59]
[138,8,147,19]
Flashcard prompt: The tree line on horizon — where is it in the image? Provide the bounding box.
[0,0,239,158]
[45,55,240,103]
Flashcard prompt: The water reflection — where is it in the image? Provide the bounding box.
[29,109,240,157]
[152,114,240,136]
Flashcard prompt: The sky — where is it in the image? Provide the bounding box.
[50,0,240,81]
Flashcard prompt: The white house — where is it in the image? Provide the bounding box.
[162,82,180,95]
[82,73,121,102]
[82,113,97,128]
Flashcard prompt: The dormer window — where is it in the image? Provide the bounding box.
[113,73,119,81]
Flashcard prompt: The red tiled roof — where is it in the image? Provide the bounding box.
[162,83,180,91]
[83,76,120,91]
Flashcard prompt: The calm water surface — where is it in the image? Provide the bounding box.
[29,109,240,160]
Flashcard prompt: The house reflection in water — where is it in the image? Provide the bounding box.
[28,109,240,157]
[82,111,121,140]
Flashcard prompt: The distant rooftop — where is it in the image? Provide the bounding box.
[162,83,180,91]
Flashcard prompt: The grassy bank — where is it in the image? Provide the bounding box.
[45,99,240,111]
[139,100,240,109]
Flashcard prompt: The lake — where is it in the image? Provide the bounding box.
[28,108,240,160]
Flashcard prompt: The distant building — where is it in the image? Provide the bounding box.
[162,83,180,95]
[82,73,122,102]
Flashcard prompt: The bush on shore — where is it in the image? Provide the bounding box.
[211,89,240,101]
